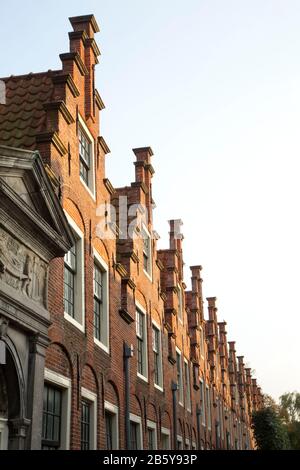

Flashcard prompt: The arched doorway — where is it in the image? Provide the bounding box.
[0,346,22,449]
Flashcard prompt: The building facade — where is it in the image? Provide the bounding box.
[0,14,263,450]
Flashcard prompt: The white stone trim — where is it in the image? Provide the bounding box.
[93,249,110,353]
[63,211,85,333]
[81,387,97,450]
[78,112,96,201]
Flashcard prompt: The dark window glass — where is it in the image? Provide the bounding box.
[81,400,91,450]
[105,411,113,450]
[148,428,155,450]
[130,422,139,450]
[136,311,145,376]
[42,385,62,450]
[94,264,103,341]
[79,127,91,186]
[64,244,77,318]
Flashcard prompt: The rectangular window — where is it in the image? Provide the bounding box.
[152,324,163,389]
[147,421,157,450]
[79,126,91,186]
[78,114,96,198]
[130,415,143,450]
[81,400,91,450]
[136,307,148,380]
[141,225,152,277]
[64,244,76,318]
[184,359,191,412]
[105,402,119,450]
[93,252,109,351]
[185,438,191,450]
[43,370,71,450]
[177,436,183,450]
[42,385,62,450]
[161,428,171,450]
[200,327,205,358]
[176,350,184,406]
[200,380,206,426]
[63,214,85,331]
[177,285,183,322]
[206,386,212,430]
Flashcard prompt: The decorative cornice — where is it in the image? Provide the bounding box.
[52,74,80,98]
[95,89,105,110]
[130,181,148,194]
[119,308,135,325]
[69,14,100,34]
[103,178,115,195]
[98,136,111,154]
[68,30,88,43]
[59,52,89,76]
[156,259,164,271]
[85,37,101,57]
[36,132,67,156]
[43,101,75,125]
[115,263,127,278]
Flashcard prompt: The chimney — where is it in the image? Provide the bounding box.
[133,147,154,224]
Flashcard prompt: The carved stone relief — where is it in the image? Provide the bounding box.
[0,230,47,307]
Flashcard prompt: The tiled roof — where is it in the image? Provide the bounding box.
[0,72,56,149]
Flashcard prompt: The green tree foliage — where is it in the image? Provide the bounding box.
[279,392,300,450]
[252,407,290,450]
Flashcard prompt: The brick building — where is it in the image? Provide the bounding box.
[0,14,263,450]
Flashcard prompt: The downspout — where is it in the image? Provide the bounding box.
[171,382,178,450]
[124,342,133,450]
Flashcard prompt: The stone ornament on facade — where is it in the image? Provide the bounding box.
[0,231,47,306]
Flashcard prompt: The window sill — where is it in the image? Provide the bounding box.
[137,372,148,383]
[80,177,96,202]
[64,312,85,332]
[143,269,153,282]
[154,384,164,393]
[94,338,109,354]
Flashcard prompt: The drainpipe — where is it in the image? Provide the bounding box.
[196,405,202,450]
[124,342,133,450]
[171,382,178,450]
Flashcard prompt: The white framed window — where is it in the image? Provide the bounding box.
[141,225,152,279]
[43,369,71,450]
[93,250,109,353]
[206,385,212,430]
[176,348,184,406]
[200,379,206,426]
[130,414,143,450]
[161,427,171,450]
[185,438,191,450]
[136,303,148,382]
[184,358,192,412]
[78,113,96,199]
[177,284,183,323]
[63,212,85,332]
[147,420,157,450]
[81,388,97,450]
[177,435,183,450]
[192,441,197,450]
[152,321,163,390]
[200,326,205,358]
[105,402,119,450]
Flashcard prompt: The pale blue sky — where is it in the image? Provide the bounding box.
[1,0,300,400]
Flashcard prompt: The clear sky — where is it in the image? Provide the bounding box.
[1,0,300,400]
